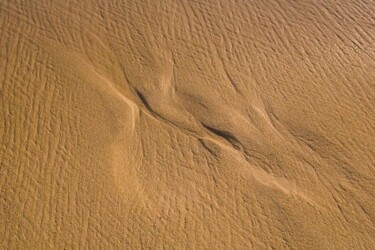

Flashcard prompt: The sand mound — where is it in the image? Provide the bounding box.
[1,0,374,248]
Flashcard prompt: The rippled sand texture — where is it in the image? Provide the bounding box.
[1,0,375,249]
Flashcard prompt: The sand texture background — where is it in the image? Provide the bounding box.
[1,0,375,249]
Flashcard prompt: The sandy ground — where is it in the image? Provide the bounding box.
[1,0,374,249]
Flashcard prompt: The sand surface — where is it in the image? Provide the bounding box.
[1,0,375,249]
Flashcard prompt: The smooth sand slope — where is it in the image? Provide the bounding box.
[1,0,375,249]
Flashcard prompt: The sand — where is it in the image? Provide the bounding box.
[1,0,374,249]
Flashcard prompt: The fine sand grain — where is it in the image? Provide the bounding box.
[1,0,374,249]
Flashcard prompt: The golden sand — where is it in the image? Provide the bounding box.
[1,0,374,248]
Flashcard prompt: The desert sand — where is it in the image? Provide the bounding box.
[1,0,374,249]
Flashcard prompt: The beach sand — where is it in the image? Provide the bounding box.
[1,0,374,248]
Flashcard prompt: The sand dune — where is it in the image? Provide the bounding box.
[1,0,374,249]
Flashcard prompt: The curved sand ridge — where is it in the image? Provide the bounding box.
[1,0,375,249]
